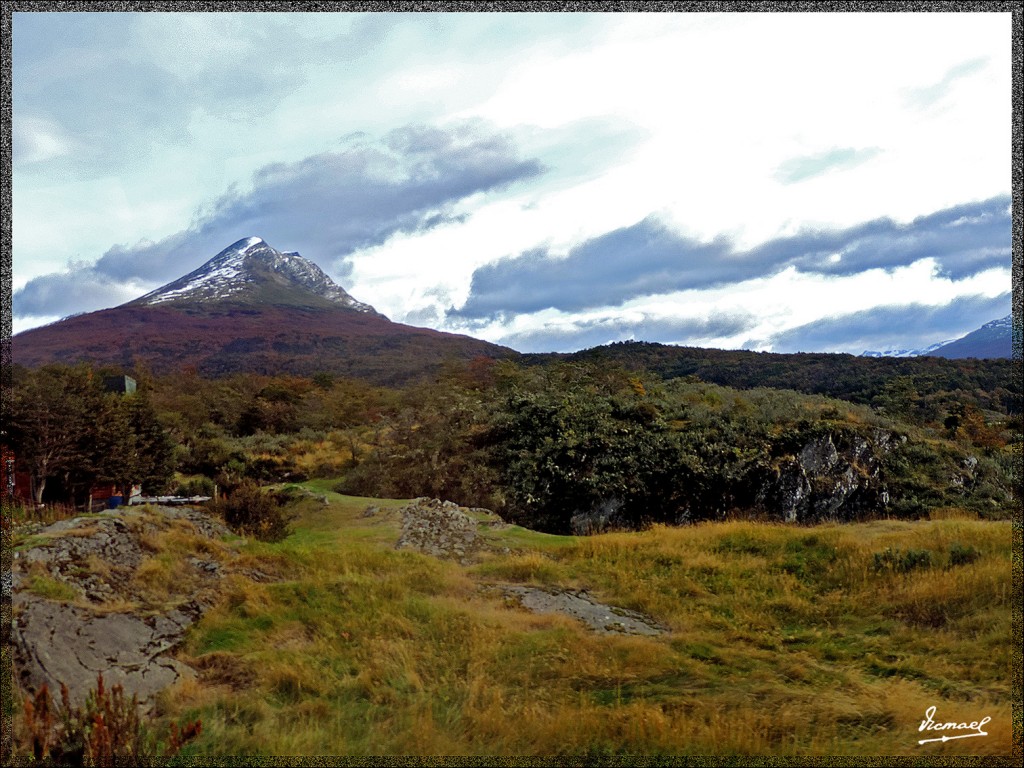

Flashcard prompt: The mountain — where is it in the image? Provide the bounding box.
[861,340,952,359]
[928,315,1014,359]
[860,315,1014,360]
[11,238,517,385]
[129,237,379,314]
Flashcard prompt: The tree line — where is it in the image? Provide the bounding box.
[4,356,1016,530]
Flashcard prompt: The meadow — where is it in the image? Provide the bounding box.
[140,487,1015,758]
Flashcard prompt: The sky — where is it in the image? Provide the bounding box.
[9,10,1014,354]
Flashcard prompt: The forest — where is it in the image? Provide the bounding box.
[5,350,1018,533]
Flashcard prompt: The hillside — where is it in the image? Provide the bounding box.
[529,341,1017,417]
[11,303,516,386]
[7,490,1014,758]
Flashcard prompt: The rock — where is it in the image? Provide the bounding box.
[491,585,666,636]
[757,429,898,523]
[394,498,506,563]
[12,600,196,708]
[10,506,234,712]
[570,498,625,535]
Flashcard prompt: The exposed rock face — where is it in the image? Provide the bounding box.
[492,585,666,636]
[756,429,905,523]
[132,236,379,315]
[570,499,626,536]
[394,498,508,564]
[10,507,233,710]
[13,602,198,708]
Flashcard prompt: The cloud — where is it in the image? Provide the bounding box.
[453,220,736,319]
[903,57,989,109]
[774,146,883,184]
[12,272,145,319]
[453,195,1011,319]
[765,293,1013,355]
[11,13,408,176]
[490,312,758,354]
[13,122,544,318]
[12,115,75,165]
[754,197,1011,279]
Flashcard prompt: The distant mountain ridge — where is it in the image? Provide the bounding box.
[929,315,1013,359]
[12,237,516,385]
[861,315,1013,360]
[861,340,952,359]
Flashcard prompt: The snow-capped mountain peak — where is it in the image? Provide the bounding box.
[130,238,378,314]
[978,315,1012,332]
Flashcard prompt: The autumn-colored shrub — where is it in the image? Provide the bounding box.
[18,673,201,766]
[211,481,295,542]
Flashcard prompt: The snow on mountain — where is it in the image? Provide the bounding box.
[929,314,1013,359]
[975,315,1012,333]
[861,340,952,358]
[861,314,1014,360]
[132,237,377,314]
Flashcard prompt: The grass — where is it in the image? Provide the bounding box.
[18,486,1015,757]
[25,574,80,602]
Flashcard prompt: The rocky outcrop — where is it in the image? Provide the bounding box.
[10,507,234,710]
[490,585,666,636]
[13,601,198,709]
[393,498,508,563]
[756,429,905,523]
[393,499,666,636]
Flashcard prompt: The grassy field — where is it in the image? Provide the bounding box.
[13,485,1014,759]
[129,485,1016,759]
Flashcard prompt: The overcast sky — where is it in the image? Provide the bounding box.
[10,10,1013,354]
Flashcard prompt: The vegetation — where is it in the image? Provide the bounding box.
[14,674,200,766]
[4,344,1015,757]
[555,341,1018,427]
[210,482,297,542]
[6,351,1014,530]
[80,491,1011,757]
[5,364,173,505]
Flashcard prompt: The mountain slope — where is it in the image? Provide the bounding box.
[12,238,517,385]
[128,237,379,314]
[929,315,1014,359]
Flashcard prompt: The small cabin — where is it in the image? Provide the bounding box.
[103,375,137,395]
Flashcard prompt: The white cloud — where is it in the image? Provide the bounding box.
[13,115,74,164]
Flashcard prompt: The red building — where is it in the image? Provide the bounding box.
[1,446,33,503]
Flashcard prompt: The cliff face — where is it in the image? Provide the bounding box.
[756,429,904,523]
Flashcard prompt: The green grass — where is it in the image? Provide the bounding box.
[26,575,79,602]
[58,498,1013,757]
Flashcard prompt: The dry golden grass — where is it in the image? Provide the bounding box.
[141,491,1013,758]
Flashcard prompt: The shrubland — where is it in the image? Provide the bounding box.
[7,352,1015,532]
[4,349,1017,758]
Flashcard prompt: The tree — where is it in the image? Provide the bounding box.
[7,365,96,503]
[491,363,690,533]
[7,365,175,505]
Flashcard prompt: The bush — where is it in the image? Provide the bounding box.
[173,476,216,497]
[872,547,933,574]
[947,542,981,568]
[17,673,201,766]
[211,481,295,542]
